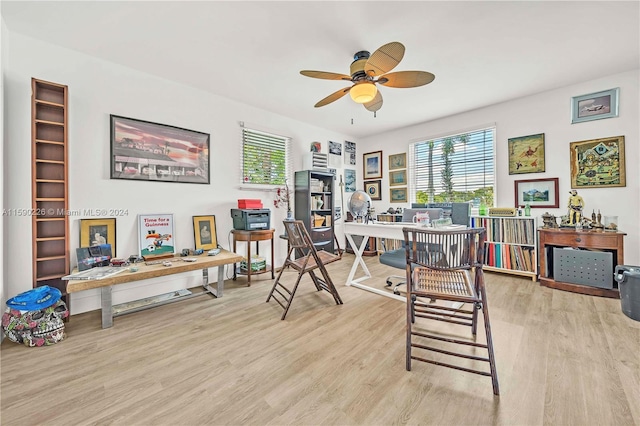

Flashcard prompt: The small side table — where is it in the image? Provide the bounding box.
[231,229,275,286]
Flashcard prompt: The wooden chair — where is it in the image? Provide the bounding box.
[402,226,499,395]
[266,220,343,320]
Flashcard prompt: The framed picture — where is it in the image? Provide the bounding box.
[514,178,559,209]
[110,115,210,184]
[390,188,407,203]
[329,141,342,156]
[193,215,218,250]
[364,180,382,201]
[138,213,175,258]
[79,218,117,255]
[389,170,407,187]
[363,150,383,179]
[571,88,619,124]
[570,135,625,188]
[345,141,356,165]
[344,169,356,192]
[508,133,545,175]
[389,153,406,170]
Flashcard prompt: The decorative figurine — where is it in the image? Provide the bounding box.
[567,190,585,226]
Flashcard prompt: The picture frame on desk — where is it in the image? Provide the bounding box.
[80,218,117,256]
[193,215,218,250]
[514,177,559,208]
[138,213,175,258]
[110,115,210,184]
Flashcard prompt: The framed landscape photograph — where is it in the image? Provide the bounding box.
[389,153,406,170]
[138,213,175,259]
[570,135,625,188]
[344,169,356,192]
[363,150,383,179]
[364,180,382,201]
[508,133,545,175]
[80,218,117,255]
[110,115,210,184]
[389,170,407,187]
[514,178,559,209]
[193,215,218,250]
[390,188,408,203]
[571,88,619,124]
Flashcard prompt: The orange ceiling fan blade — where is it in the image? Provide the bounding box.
[314,87,352,107]
[364,91,383,112]
[300,70,352,81]
[378,71,435,88]
[365,42,405,76]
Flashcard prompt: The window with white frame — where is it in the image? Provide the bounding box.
[241,127,291,187]
[409,126,495,206]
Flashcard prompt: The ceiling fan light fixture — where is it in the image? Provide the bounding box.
[349,82,378,104]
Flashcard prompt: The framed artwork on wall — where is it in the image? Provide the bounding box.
[570,135,625,188]
[571,88,619,124]
[390,188,407,203]
[344,169,356,192]
[389,153,406,170]
[508,133,545,175]
[138,213,175,258]
[345,140,356,165]
[364,180,382,201]
[79,218,117,255]
[110,115,210,184]
[514,178,559,209]
[389,170,407,186]
[363,150,383,179]
[192,215,218,250]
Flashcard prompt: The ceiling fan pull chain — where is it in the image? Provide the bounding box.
[374,111,377,118]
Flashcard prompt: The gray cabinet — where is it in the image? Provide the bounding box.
[294,170,334,253]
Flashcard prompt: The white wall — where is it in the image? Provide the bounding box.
[359,69,640,265]
[5,32,356,314]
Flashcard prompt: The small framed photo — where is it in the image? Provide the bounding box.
[389,170,407,187]
[571,88,619,124]
[364,180,382,201]
[80,218,117,255]
[390,188,407,203]
[508,133,545,175]
[570,135,625,188]
[514,178,559,209]
[363,150,383,179]
[193,215,218,250]
[389,153,406,170]
[138,213,175,258]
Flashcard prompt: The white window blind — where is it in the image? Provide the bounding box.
[410,126,495,205]
[241,127,291,187]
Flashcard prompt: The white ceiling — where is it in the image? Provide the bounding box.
[3,1,639,138]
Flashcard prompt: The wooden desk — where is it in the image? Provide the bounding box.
[231,229,275,285]
[66,250,242,328]
[538,228,625,298]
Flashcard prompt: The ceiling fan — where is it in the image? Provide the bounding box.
[300,41,435,114]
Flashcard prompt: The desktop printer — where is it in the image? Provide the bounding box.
[231,208,271,231]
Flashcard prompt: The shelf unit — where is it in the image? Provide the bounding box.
[294,170,334,253]
[375,213,403,252]
[31,78,69,303]
[470,215,537,281]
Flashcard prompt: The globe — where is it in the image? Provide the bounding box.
[348,190,372,218]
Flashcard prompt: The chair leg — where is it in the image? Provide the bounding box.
[479,284,499,395]
[266,260,289,303]
[406,293,414,371]
[280,273,305,320]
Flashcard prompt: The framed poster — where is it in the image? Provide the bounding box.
[79,218,117,256]
[363,150,383,179]
[345,140,356,165]
[364,180,381,201]
[111,115,210,184]
[390,188,407,203]
[138,214,175,258]
[389,170,407,187]
[193,215,218,250]
[571,88,619,124]
[389,153,406,170]
[508,133,545,175]
[514,178,559,209]
[344,169,356,192]
[570,135,625,188]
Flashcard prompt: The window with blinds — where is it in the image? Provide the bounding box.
[410,126,495,205]
[241,127,290,187]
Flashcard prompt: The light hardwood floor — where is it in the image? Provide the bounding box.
[1,254,638,425]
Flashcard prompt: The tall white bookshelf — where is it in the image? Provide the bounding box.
[470,216,538,281]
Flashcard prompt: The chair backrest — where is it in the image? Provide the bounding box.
[402,208,444,223]
[283,220,313,251]
[402,226,486,271]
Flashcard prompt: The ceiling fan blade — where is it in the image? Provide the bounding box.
[314,87,352,108]
[300,70,352,81]
[378,71,435,88]
[364,91,383,112]
[365,42,405,76]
